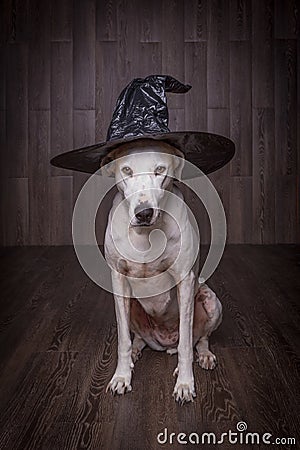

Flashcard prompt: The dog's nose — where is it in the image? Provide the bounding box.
[134,206,154,224]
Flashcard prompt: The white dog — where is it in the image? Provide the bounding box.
[102,139,222,404]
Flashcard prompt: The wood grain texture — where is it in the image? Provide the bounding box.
[229,40,252,176]
[252,0,274,108]
[1,0,299,244]
[73,110,95,203]
[207,0,229,108]
[28,0,50,110]
[252,108,275,244]
[0,245,299,448]
[274,0,299,39]
[6,43,28,177]
[28,110,50,245]
[184,42,207,130]
[51,41,73,176]
[229,0,251,40]
[51,0,72,41]
[139,0,162,43]
[96,0,117,42]
[73,0,96,109]
[275,39,297,176]
[50,176,73,245]
[162,0,185,108]
[4,178,29,245]
[228,176,252,243]
[184,0,207,42]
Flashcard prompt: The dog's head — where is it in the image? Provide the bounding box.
[101,139,185,227]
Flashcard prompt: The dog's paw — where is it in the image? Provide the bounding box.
[131,348,142,363]
[106,371,133,395]
[197,350,217,370]
[173,378,196,405]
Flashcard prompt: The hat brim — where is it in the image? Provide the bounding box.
[50,132,235,178]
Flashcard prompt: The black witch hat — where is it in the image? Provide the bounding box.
[50,75,235,177]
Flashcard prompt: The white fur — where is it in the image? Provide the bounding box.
[104,146,208,403]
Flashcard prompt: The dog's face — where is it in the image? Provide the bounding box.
[101,140,185,227]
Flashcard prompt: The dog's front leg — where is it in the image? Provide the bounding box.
[173,271,196,404]
[106,271,133,395]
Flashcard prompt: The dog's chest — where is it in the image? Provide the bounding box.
[117,250,176,278]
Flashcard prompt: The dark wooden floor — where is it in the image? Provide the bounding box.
[0,245,299,450]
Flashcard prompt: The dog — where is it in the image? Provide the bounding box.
[102,139,222,404]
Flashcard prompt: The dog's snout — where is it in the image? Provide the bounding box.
[134,205,154,224]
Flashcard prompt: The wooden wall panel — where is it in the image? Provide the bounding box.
[1,0,299,245]
[207,0,229,108]
[28,0,50,110]
[229,40,252,176]
[51,0,72,41]
[184,42,207,130]
[28,111,50,245]
[162,0,185,108]
[184,0,207,42]
[6,43,28,178]
[73,0,96,110]
[252,108,275,244]
[5,178,29,245]
[229,0,251,40]
[252,0,274,108]
[50,42,73,176]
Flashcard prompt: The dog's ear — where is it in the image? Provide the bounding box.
[100,155,116,177]
[173,151,185,180]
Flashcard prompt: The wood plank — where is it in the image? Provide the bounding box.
[11,0,30,43]
[0,245,299,447]
[274,0,299,38]
[252,0,274,108]
[252,108,275,244]
[0,0,11,43]
[138,0,162,42]
[0,110,5,246]
[115,0,140,86]
[5,178,29,245]
[207,0,229,108]
[73,0,96,109]
[6,43,28,177]
[50,176,73,245]
[184,42,207,130]
[229,40,252,176]
[298,40,300,243]
[95,41,120,142]
[207,108,230,241]
[162,0,185,108]
[275,39,297,176]
[28,0,50,110]
[275,175,298,243]
[28,110,50,245]
[50,42,73,176]
[229,0,251,40]
[228,176,252,243]
[73,110,95,203]
[0,45,5,110]
[168,108,185,131]
[51,0,72,41]
[96,0,117,41]
[184,0,207,42]
[136,42,162,79]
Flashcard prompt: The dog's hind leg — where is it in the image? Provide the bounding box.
[131,334,146,363]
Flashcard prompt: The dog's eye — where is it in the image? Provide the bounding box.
[121,166,133,176]
[155,165,166,175]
